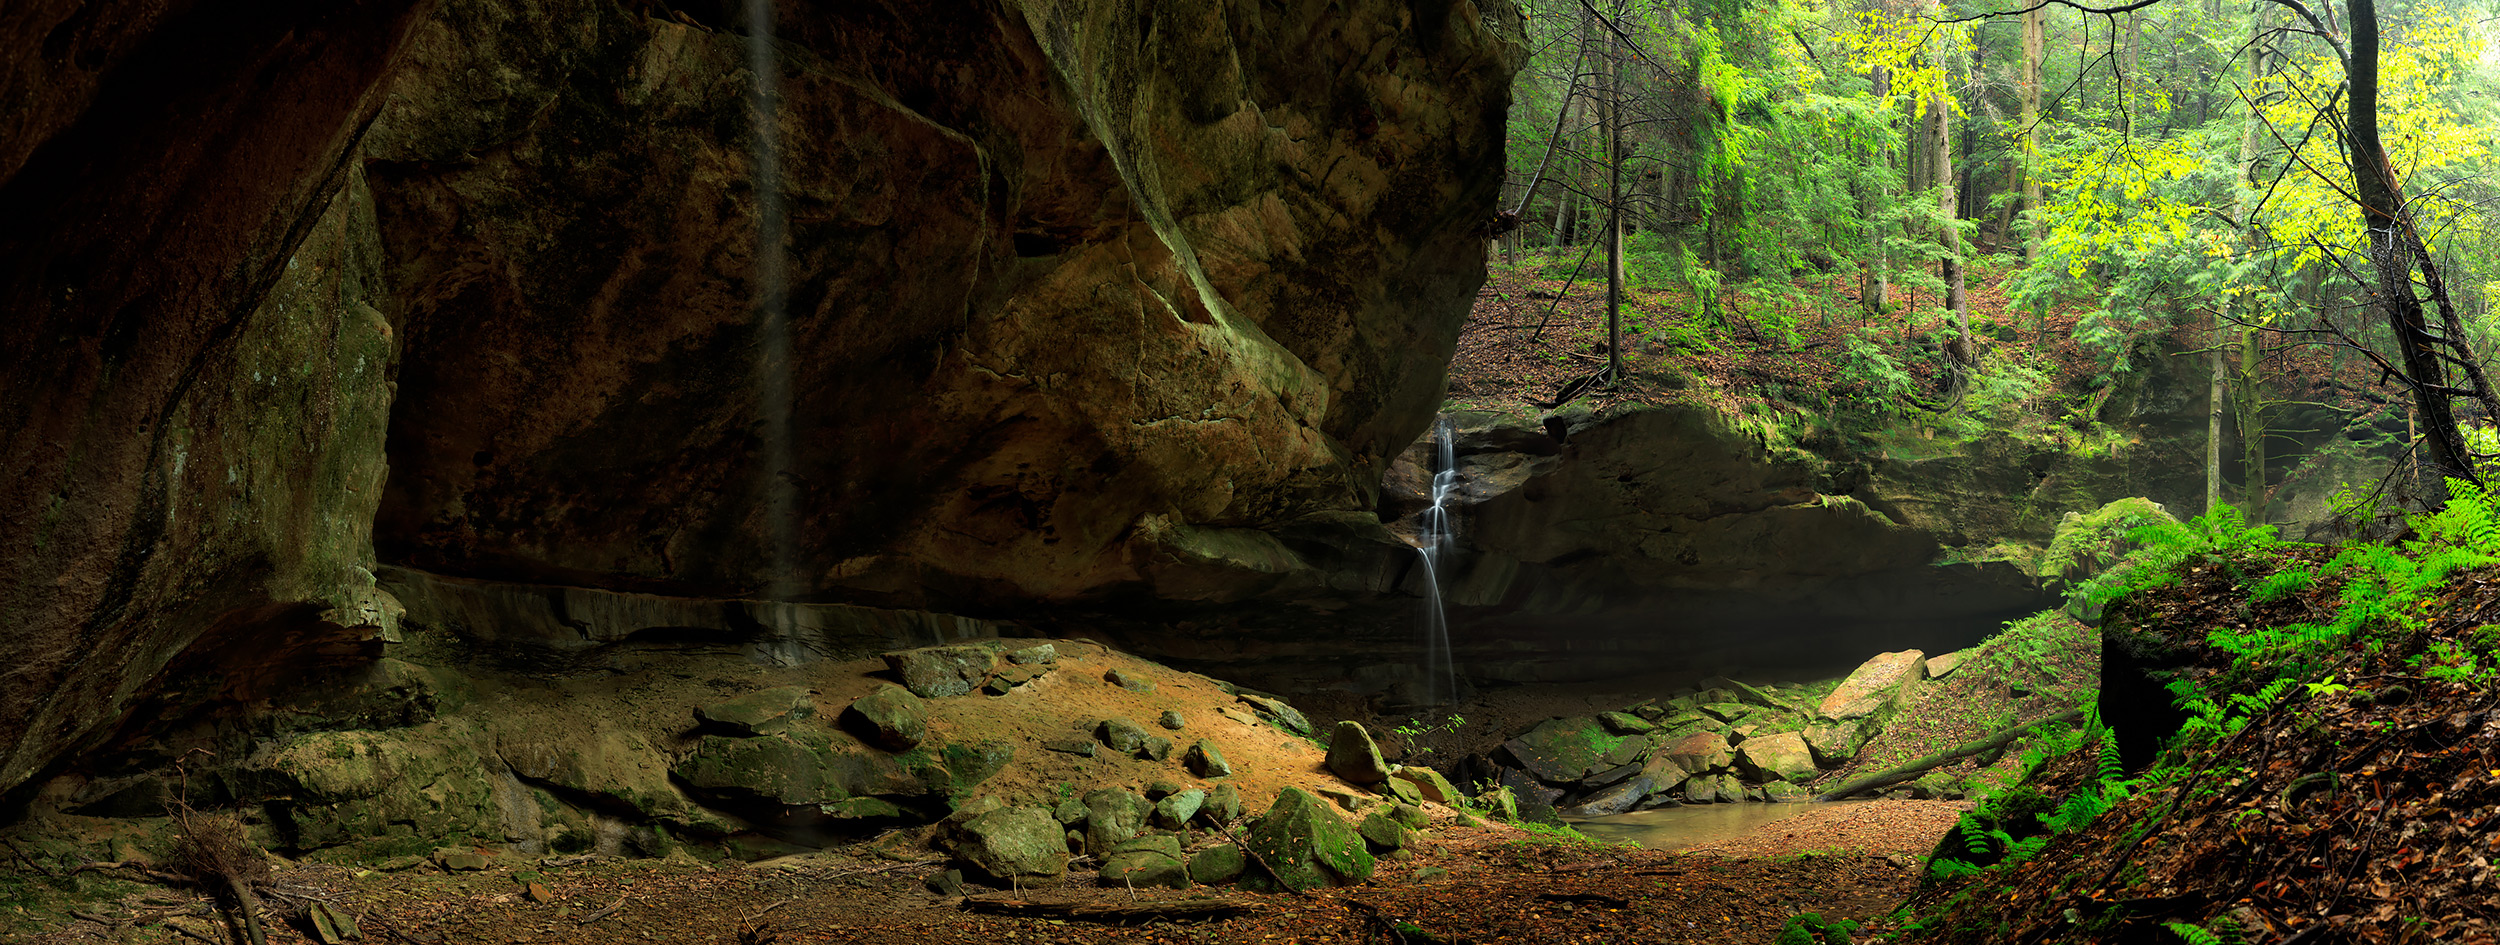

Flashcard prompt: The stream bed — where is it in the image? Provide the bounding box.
[1566,799,1879,851]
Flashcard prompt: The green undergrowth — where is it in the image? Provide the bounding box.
[1893,478,2500,939]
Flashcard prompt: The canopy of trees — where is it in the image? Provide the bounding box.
[1497,0,2500,515]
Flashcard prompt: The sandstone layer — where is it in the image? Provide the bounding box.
[0,0,1524,799]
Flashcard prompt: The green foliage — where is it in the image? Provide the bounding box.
[1833,329,1921,412]
[2249,566,2316,603]
[2164,920,2227,945]
[1775,912,1861,945]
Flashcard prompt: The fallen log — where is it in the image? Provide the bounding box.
[960,895,1263,922]
[1812,708,2084,802]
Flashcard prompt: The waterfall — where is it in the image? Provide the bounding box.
[746,0,799,604]
[1415,415,1459,706]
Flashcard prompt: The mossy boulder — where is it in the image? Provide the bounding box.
[1243,788,1375,892]
[1236,694,1312,736]
[883,645,1000,698]
[495,720,713,827]
[1099,834,1190,889]
[1357,811,1414,851]
[695,686,814,735]
[843,685,928,751]
[1803,718,1877,767]
[259,728,498,854]
[1324,720,1391,784]
[1656,731,1735,777]
[1188,844,1246,884]
[952,805,1069,884]
[1734,731,1818,784]
[1096,718,1151,754]
[1501,716,1630,783]
[1389,765,1460,805]
[1152,789,1206,830]
[1080,787,1152,856]
[1201,783,1243,825]
[1816,650,1927,722]
[1186,739,1232,778]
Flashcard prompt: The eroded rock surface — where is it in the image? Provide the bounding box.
[0,0,1523,800]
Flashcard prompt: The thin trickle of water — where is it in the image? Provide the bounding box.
[746,0,799,602]
[1414,416,1459,706]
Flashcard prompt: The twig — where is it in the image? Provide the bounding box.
[577,893,629,925]
[1210,819,1311,899]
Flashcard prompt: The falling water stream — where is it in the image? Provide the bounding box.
[746,0,799,604]
[1414,416,1460,706]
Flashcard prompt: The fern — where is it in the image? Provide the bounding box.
[2002,834,2052,863]
[2163,921,2226,945]
[1927,857,1984,879]
[2040,789,2109,833]
[1958,819,1994,857]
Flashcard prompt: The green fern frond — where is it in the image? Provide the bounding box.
[2163,920,2225,945]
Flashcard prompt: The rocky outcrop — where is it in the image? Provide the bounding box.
[0,0,1523,799]
[368,0,1524,608]
[0,0,432,800]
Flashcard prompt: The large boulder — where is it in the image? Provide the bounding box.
[1236,695,1312,736]
[884,646,1000,699]
[952,806,1069,884]
[1100,834,1190,889]
[842,686,928,751]
[696,687,815,736]
[1390,766,1462,806]
[1735,731,1818,784]
[1325,721,1391,785]
[1803,718,1878,768]
[1080,787,1152,856]
[1244,788,1375,892]
[1817,650,1927,721]
[1656,731,1735,778]
[1501,717,1634,783]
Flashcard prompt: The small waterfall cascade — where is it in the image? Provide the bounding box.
[1414,415,1460,707]
[745,0,800,607]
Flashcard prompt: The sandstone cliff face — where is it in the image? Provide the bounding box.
[370,0,1521,603]
[0,0,1523,798]
[0,0,428,800]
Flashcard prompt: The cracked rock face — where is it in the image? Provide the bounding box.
[370,0,1523,604]
[0,0,1522,798]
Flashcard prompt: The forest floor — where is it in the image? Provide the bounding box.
[12,815,1949,945]
[1447,256,2095,420]
[1447,254,2377,438]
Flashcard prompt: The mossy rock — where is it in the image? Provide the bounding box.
[1501,716,1628,783]
[695,686,814,735]
[952,805,1069,884]
[1243,788,1375,892]
[1099,834,1189,888]
[259,728,498,854]
[1357,811,1413,851]
[1324,721,1390,784]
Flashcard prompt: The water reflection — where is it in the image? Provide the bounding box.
[1567,800,1873,851]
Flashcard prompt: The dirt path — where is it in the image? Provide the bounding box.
[17,802,1959,945]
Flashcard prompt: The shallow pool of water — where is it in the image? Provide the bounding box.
[1566,800,1871,851]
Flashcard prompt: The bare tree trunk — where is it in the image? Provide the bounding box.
[2021,4,2044,256]
[2239,326,2266,516]
[2208,338,2225,516]
[1864,64,1894,317]
[1513,46,1588,222]
[1934,18,1968,359]
[1604,8,1624,383]
[2348,0,2478,492]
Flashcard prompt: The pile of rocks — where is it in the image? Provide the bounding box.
[1467,650,1958,820]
